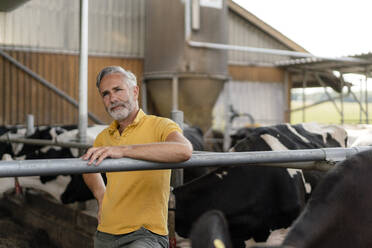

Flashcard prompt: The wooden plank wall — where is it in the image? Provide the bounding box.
[0,50,143,126]
[228,65,285,82]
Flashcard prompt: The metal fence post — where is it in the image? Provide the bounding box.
[26,114,35,137]
[171,110,184,187]
[169,110,184,248]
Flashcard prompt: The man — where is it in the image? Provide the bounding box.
[82,66,193,248]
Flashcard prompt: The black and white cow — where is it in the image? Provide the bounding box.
[231,123,347,197]
[249,149,372,248]
[190,210,232,248]
[182,125,211,183]
[0,125,78,161]
[175,163,305,247]
[0,126,27,159]
[174,123,347,247]
[0,125,107,204]
[343,124,372,147]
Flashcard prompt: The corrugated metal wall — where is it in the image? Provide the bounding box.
[0,51,143,126]
[213,81,286,131]
[1,0,291,61]
[0,0,292,126]
[0,0,145,125]
[0,0,145,57]
[228,11,291,65]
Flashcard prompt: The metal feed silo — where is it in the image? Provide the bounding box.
[144,0,228,131]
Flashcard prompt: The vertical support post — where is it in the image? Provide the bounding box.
[284,70,290,123]
[184,0,191,40]
[340,74,344,124]
[169,110,184,248]
[365,68,369,124]
[15,114,35,196]
[170,110,184,187]
[302,71,307,123]
[172,76,179,111]
[141,79,148,113]
[78,0,89,211]
[26,114,35,137]
[78,0,89,145]
[360,78,363,123]
[192,0,200,30]
[171,110,184,131]
[223,80,232,151]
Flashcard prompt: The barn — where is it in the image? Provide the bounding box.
[3,0,370,132]
[1,0,372,247]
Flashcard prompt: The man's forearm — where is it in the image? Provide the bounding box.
[82,173,106,203]
[121,142,192,163]
[83,131,193,165]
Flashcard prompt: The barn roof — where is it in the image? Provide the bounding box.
[277,52,372,92]
[228,0,308,53]
[277,52,372,75]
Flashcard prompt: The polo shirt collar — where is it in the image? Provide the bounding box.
[108,109,146,135]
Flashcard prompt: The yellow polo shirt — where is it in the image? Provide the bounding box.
[94,109,182,235]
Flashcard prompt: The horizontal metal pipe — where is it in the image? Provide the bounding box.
[0,49,104,124]
[0,137,91,149]
[0,45,143,59]
[291,96,343,112]
[0,147,370,178]
[188,40,369,64]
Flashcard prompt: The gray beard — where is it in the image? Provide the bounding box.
[107,100,138,121]
[109,107,130,121]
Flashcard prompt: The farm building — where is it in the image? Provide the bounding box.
[2,1,372,247]
[1,0,372,132]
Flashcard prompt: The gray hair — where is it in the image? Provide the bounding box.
[96,66,137,89]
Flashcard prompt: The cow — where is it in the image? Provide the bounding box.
[343,124,372,147]
[230,123,347,150]
[174,164,305,247]
[248,149,372,248]
[0,126,27,158]
[182,125,211,183]
[0,125,106,204]
[190,210,232,248]
[204,128,224,152]
[174,123,347,247]
[281,149,372,248]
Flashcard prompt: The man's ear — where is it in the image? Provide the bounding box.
[133,85,139,100]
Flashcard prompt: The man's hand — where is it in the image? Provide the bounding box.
[82,146,127,166]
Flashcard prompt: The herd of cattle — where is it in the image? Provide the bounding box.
[0,123,372,248]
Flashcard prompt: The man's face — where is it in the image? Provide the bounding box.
[99,73,138,121]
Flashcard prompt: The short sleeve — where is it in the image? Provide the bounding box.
[155,117,182,142]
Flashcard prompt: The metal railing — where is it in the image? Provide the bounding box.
[0,147,371,177]
[0,136,91,149]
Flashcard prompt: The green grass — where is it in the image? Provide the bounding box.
[290,101,372,124]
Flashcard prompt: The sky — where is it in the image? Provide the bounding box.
[232,0,372,58]
[232,0,372,91]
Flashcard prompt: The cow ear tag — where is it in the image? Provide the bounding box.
[213,239,225,248]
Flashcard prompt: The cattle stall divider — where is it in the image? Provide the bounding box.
[0,147,371,177]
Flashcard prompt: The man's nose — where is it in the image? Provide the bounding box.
[109,93,119,104]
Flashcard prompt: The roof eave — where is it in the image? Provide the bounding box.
[228,0,309,53]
